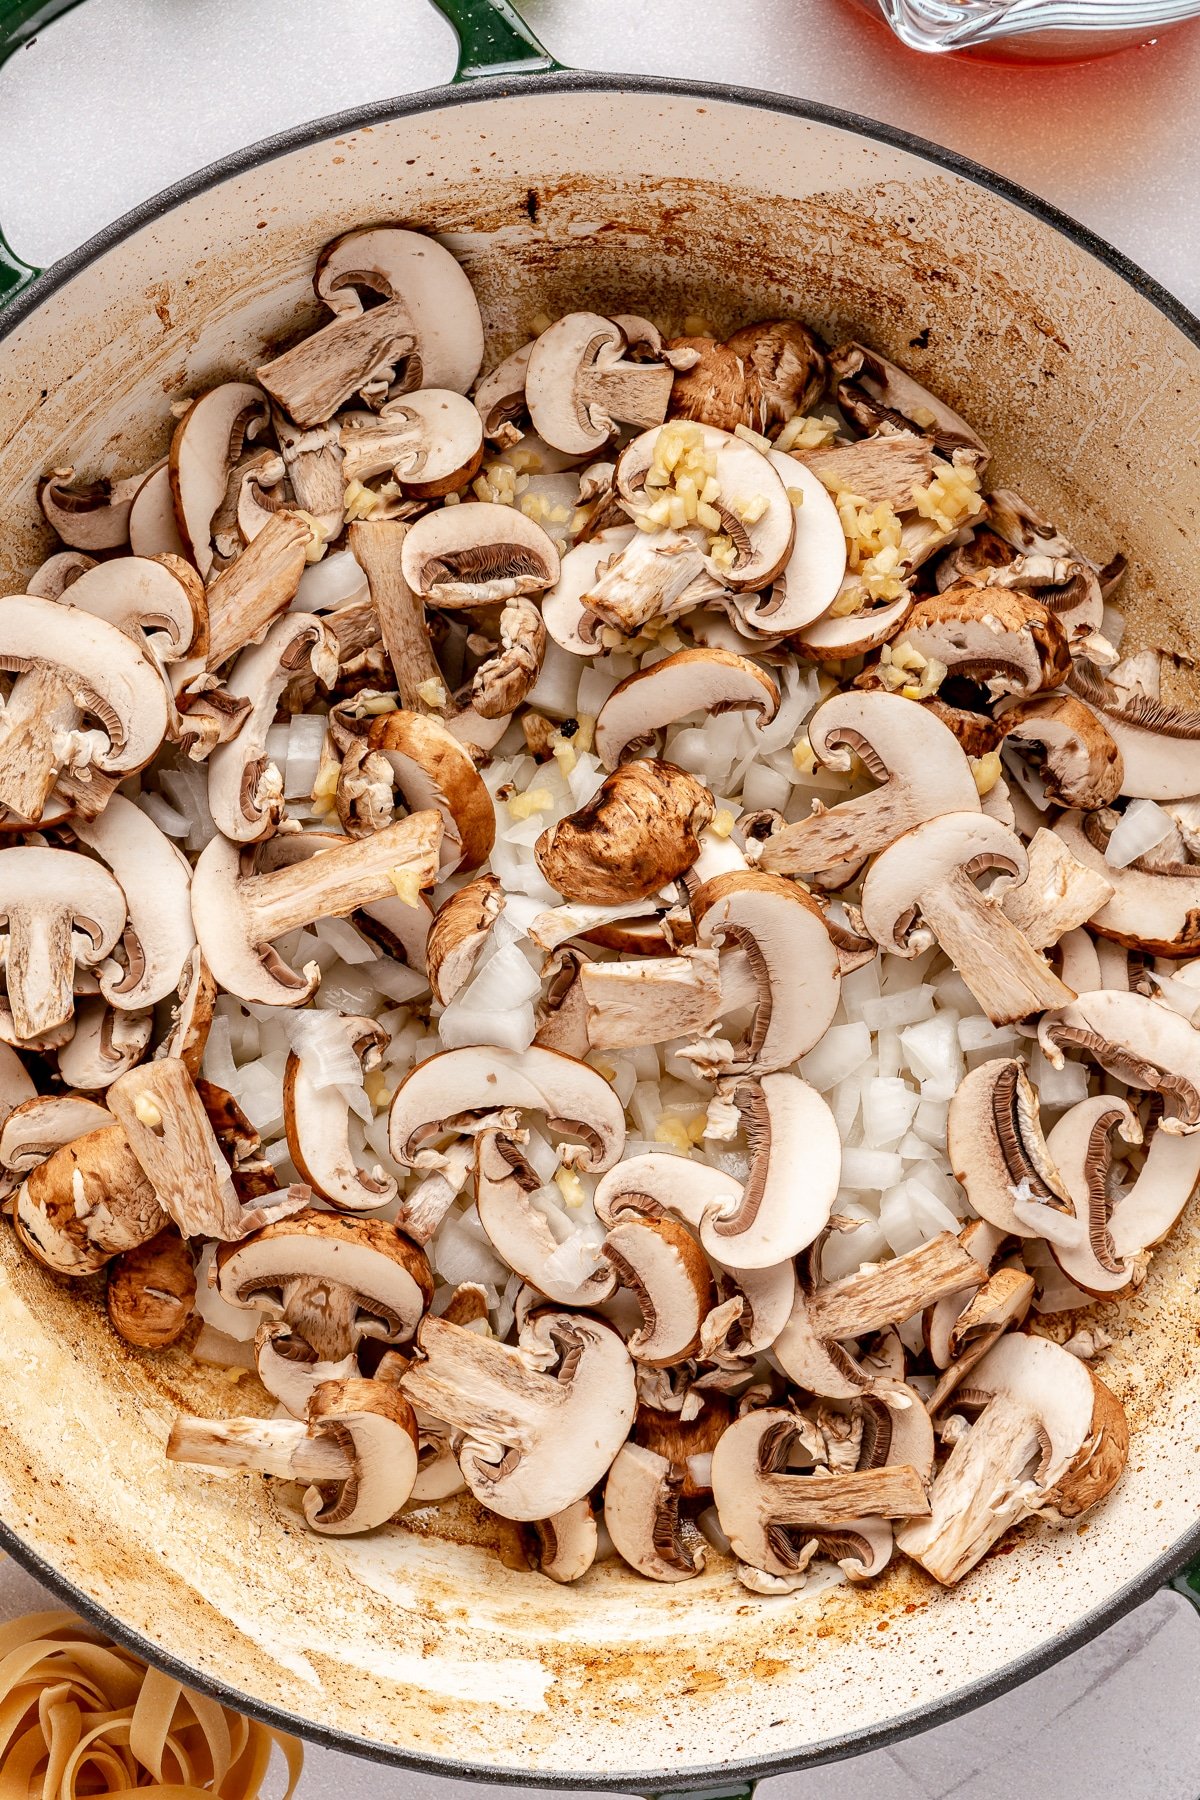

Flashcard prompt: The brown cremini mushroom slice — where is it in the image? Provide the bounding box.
[594,648,779,769]
[859,812,1074,1025]
[254,1319,359,1421]
[520,1498,598,1585]
[633,1394,733,1497]
[580,948,723,1050]
[128,464,187,559]
[207,613,338,843]
[0,847,127,1042]
[39,466,150,551]
[796,430,935,511]
[339,391,484,497]
[389,1043,626,1173]
[25,549,96,600]
[63,555,206,663]
[473,1130,616,1307]
[896,1333,1127,1585]
[830,342,989,464]
[692,871,842,1071]
[168,1377,421,1535]
[998,695,1123,810]
[536,759,714,905]
[215,1209,432,1361]
[473,342,533,445]
[1038,988,1200,1132]
[471,598,547,719]
[946,1058,1071,1236]
[540,526,633,655]
[427,874,504,1006]
[1052,811,1200,958]
[895,586,1071,699]
[157,946,217,1076]
[525,313,674,455]
[997,827,1115,952]
[365,711,495,871]
[706,1074,841,1267]
[926,1264,1037,1414]
[107,1227,196,1348]
[284,1016,397,1213]
[14,1124,164,1275]
[666,336,762,434]
[400,1310,636,1521]
[711,1407,929,1591]
[722,319,827,426]
[603,1442,705,1582]
[760,692,979,878]
[271,413,345,541]
[56,1000,152,1092]
[1043,1095,1145,1297]
[601,1215,714,1366]
[169,382,269,578]
[1071,687,1200,802]
[0,1092,104,1183]
[189,808,442,1007]
[794,590,914,665]
[400,503,560,607]
[594,1152,742,1246]
[347,519,445,709]
[73,795,196,1010]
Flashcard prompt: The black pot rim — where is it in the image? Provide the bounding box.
[2,66,1199,1793]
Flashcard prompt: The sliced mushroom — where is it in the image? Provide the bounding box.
[1043,1095,1145,1296]
[189,808,442,1007]
[1039,988,1200,1132]
[215,1209,432,1360]
[794,590,914,665]
[601,1215,714,1366]
[666,336,762,434]
[284,1016,396,1213]
[400,1310,635,1520]
[471,598,546,719]
[198,510,312,670]
[0,1091,96,1181]
[25,549,96,600]
[1053,811,1200,958]
[0,847,127,1042]
[525,314,673,456]
[64,555,205,663]
[339,390,484,497]
[473,1129,615,1307]
[426,875,504,1008]
[254,1319,359,1419]
[722,319,827,427]
[541,526,633,655]
[692,871,842,1071]
[998,695,1123,810]
[830,342,989,463]
[760,692,980,877]
[796,431,935,511]
[169,383,268,578]
[73,795,195,1009]
[400,504,560,607]
[998,826,1115,952]
[14,1124,163,1275]
[158,946,217,1075]
[56,998,152,1091]
[473,343,533,444]
[896,1333,1127,1585]
[604,1442,704,1582]
[272,414,345,541]
[860,813,1074,1025]
[947,1058,1071,1236]
[707,1074,841,1267]
[580,948,722,1050]
[521,1498,598,1584]
[208,613,337,842]
[1071,689,1200,802]
[346,519,445,709]
[536,759,714,905]
[39,467,146,551]
[365,711,495,871]
[594,648,779,770]
[895,586,1070,699]
[389,1043,626,1173]
[127,464,187,559]
[107,1228,196,1348]
[733,453,847,635]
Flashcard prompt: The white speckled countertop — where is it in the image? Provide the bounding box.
[2,2,1200,1794]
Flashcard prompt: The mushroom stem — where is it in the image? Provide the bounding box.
[808,1232,987,1340]
[0,663,78,823]
[348,520,444,709]
[240,814,443,942]
[6,905,77,1041]
[918,865,1076,1024]
[167,1415,352,1483]
[201,512,311,670]
[281,1274,364,1363]
[756,1463,930,1529]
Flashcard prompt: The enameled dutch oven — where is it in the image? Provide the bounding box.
[0,2,1199,1793]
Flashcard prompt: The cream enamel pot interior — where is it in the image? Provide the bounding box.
[1,1,1200,1793]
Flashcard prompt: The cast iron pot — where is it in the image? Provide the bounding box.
[0,2,1198,1794]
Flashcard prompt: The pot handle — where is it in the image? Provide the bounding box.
[0,0,90,305]
[1171,1551,1200,1612]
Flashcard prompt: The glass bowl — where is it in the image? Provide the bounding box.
[845,0,1200,60]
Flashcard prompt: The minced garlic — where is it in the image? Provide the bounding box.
[774,412,840,453]
[415,676,448,709]
[574,714,596,754]
[837,493,903,572]
[358,693,399,716]
[530,311,554,336]
[549,731,577,777]
[653,1115,693,1154]
[792,736,817,775]
[363,1067,394,1111]
[911,457,984,534]
[970,750,1004,796]
[877,640,948,699]
[733,423,772,453]
[388,867,424,906]
[554,1166,585,1208]
[682,313,714,338]
[311,763,340,817]
[507,786,554,821]
[342,479,379,523]
[291,509,330,563]
[710,809,737,839]
[133,1094,163,1130]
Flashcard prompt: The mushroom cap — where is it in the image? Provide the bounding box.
[603,1442,705,1582]
[15,1124,163,1276]
[474,1130,616,1308]
[794,591,913,663]
[1044,1095,1143,1297]
[859,812,1027,954]
[65,554,204,663]
[947,1058,1070,1237]
[366,710,495,873]
[899,585,1071,697]
[723,320,827,426]
[56,999,152,1092]
[315,227,484,394]
[600,1215,714,1366]
[400,502,560,606]
[1054,811,1200,958]
[526,313,673,456]
[215,1209,433,1348]
[536,759,714,905]
[426,873,505,1005]
[522,1497,598,1585]
[732,453,846,634]
[830,341,989,463]
[708,1073,841,1267]
[283,1017,398,1214]
[594,1151,741,1237]
[1039,988,1200,1132]
[389,1043,625,1172]
[541,527,633,656]
[594,647,779,769]
[169,382,268,579]
[692,870,842,1072]
[302,1376,421,1535]
[73,795,195,1010]
[107,1228,196,1348]
[998,695,1123,810]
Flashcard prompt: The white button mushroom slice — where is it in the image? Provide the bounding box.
[207,614,338,843]
[0,1094,110,1180]
[601,1215,714,1366]
[56,998,152,1091]
[0,846,127,1042]
[859,813,1074,1026]
[107,1057,300,1243]
[926,1264,1037,1414]
[830,342,990,464]
[580,948,722,1051]
[399,1310,636,1521]
[793,591,914,664]
[13,1124,164,1276]
[283,1017,397,1214]
[1070,686,1200,802]
[168,383,269,579]
[168,1376,422,1536]
[520,1497,598,1584]
[38,466,148,551]
[339,391,484,498]
[365,711,495,873]
[525,313,674,456]
[73,795,195,1010]
[1052,811,1200,959]
[761,691,979,878]
[702,1074,840,1269]
[400,502,560,608]
[593,648,779,770]
[389,1044,626,1174]
[895,1334,1128,1586]
[998,695,1123,811]
[62,555,206,664]
[896,586,1071,700]
[190,809,442,1008]
[0,597,170,825]
[1039,988,1200,1133]
[472,598,547,719]
[127,463,187,559]
[215,1210,433,1361]
[473,342,533,444]
[25,550,96,600]
[731,454,847,635]
[1043,1095,1146,1297]
[711,1407,929,1588]
[537,759,714,906]
[473,1129,616,1309]
[946,1058,1070,1237]
[541,526,634,655]
[427,874,504,1006]
[315,228,484,396]
[997,827,1114,952]
[603,1442,705,1582]
[794,431,935,512]
[692,871,841,1072]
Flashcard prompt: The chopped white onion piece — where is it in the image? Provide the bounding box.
[1104,798,1175,868]
[861,1077,921,1149]
[137,791,190,837]
[858,987,936,1032]
[798,1021,872,1092]
[839,1147,904,1192]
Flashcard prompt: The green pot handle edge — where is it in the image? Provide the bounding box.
[0,0,561,312]
[1170,1550,1200,1613]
